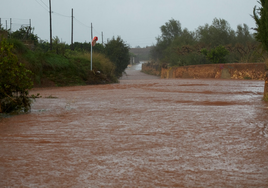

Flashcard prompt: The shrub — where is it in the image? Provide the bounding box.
[201,45,229,64]
[105,36,130,78]
[0,38,33,113]
[70,52,117,84]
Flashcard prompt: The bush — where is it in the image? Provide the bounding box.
[0,36,119,93]
[105,36,130,78]
[0,37,33,113]
[201,45,229,64]
[38,51,117,86]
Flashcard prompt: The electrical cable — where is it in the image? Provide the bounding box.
[53,12,71,18]
[74,18,91,28]
[93,28,101,36]
[40,0,49,8]
[35,0,48,11]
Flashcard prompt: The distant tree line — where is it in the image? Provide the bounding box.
[150,18,264,67]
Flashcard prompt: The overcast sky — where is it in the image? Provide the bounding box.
[1,0,259,47]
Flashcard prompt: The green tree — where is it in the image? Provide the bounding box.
[0,37,33,113]
[235,24,255,44]
[252,0,268,51]
[197,18,235,47]
[151,19,183,60]
[105,36,130,78]
[201,45,229,64]
[252,0,268,100]
[93,43,105,54]
[159,18,182,43]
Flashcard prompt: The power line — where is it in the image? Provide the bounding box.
[93,28,101,36]
[35,0,48,11]
[40,0,48,8]
[74,18,91,28]
[53,11,71,18]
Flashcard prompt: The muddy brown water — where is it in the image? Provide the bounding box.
[1,64,268,187]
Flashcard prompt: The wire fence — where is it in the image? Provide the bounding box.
[0,18,31,32]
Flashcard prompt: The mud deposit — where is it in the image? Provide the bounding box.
[1,64,268,187]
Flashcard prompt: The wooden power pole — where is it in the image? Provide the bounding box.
[10,18,12,32]
[29,19,31,31]
[49,0,52,51]
[102,32,103,45]
[71,8,74,50]
[91,23,93,71]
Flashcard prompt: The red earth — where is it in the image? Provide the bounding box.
[1,63,268,187]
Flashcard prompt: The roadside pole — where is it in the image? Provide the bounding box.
[49,0,52,51]
[91,23,93,71]
[71,9,74,50]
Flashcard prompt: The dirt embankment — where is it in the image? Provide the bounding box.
[142,62,161,76]
[143,63,266,80]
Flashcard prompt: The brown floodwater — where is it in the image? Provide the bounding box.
[1,64,268,187]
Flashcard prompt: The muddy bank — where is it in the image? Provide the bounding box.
[142,62,266,80]
[0,66,268,187]
[162,63,266,80]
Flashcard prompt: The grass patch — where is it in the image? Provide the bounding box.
[264,93,268,102]
[8,40,118,87]
[244,76,252,80]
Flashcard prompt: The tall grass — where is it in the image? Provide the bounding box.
[76,52,115,75]
[8,39,118,87]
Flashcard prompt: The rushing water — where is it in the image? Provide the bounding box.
[0,68,268,187]
[132,62,143,70]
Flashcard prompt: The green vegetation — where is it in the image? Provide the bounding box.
[0,38,33,113]
[201,45,229,64]
[105,36,130,78]
[0,26,130,113]
[150,18,261,68]
[252,0,268,52]
[252,0,268,101]
[7,39,117,87]
[1,29,130,86]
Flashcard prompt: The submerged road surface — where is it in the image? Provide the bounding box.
[1,63,268,187]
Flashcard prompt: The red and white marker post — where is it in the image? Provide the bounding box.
[91,36,98,71]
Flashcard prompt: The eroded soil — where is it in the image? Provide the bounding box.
[1,64,268,187]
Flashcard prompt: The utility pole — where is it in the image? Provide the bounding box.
[0,18,1,30]
[49,0,52,51]
[71,8,74,50]
[102,32,103,45]
[91,23,93,71]
[29,19,31,34]
[10,18,12,36]
[6,20,7,30]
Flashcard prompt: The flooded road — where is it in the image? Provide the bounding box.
[1,63,268,187]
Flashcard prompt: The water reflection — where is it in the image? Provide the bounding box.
[129,61,146,71]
